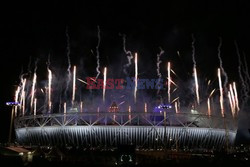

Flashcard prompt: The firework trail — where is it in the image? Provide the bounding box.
[228,91,235,117]
[167,62,171,103]
[65,27,72,98]
[103,67,107,102]
[21,78,26,116]
[30,73,37,109]
[229,84,236,116]
[72,66,76,106]
[34,98,37,116]
[64,102,66,122]
[122,34,134,75]
[77,78,89,85]
[217,38,228,90]
[48,68,52,111]
[118,101,125,106]
[156,47,164,94]
[175,101,179,113]
[191,34,200,105]
[218,68,224,117]
[171,97,179,104]
[134,53,138,103]
[14,86,20,116]
[80,101,83,112]
[30,59,39,110]
[193,67,199,105]
[207,98,211,116]
[128,105,131,123]
[144,103,147,113]
[209,89,216,98]
[64,102,67,114]
[20,78,26,116]
[95,26,101,80]
[22,91,26,116]
[233,82,240,112]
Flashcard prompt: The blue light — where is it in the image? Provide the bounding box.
[6,102,20,106]
[153,104,172,112]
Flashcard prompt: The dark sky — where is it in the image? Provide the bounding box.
[0,0,250,143]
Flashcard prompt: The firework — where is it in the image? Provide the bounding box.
[34,98,37,116]
[80,101,83,113]
[233,82,240,113]
[72,66,76,106]
[207,98,211,116]
[218,68,224,117]
[48,68,52,111]
[30,73,37,109]
[134,53,138,103]
[193,67,199,105]
[14,86,20,117]
[103,67,107,102]
[167,62,171,103]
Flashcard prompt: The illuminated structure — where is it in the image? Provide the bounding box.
[14,110,237,150]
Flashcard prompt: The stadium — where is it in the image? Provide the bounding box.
[14,105,237,150]
[11,52,240,151]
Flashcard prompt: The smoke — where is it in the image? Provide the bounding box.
[27,56,32,75]
[242,52,250,93]
[65,26,72,98]
[156,47,164,94]
[235,41,249,107]
[191,34,196,68]
[47,53,51,68]
[122,34,133,75]
[34,58,39,73]
[217,37,228,91]
[191,34,199,105]
[95,26,101,80]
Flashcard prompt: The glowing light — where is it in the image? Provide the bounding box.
[171,97,179,104]
[128,106,131,123]
[34,98,37,116]
[144,103,147,113]
[72,66,76,106]
[63,102,66,123]
[167,62,171,103]
[20,79,26,116]
[30,73,37,109]
[77,78,89,85]
[209,89,216,98]
[48,68,52,111]
[103,67,107,102]
[218,68,224,117]
[134,53,138,103]
[118,101,125,106]
[80,101,83,113]
[175,101,179,113]
[228,91,234,117]
[193,67,199,105]
[64,102,66,114]
[229,84,236,112]
[207,98,211,116]
[22,91,25,116]
[233,82,240,113]
[14,86,20,117]
[207,80,211,86]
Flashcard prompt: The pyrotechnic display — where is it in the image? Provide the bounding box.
[2,1,250,166]
[12,31,247,151]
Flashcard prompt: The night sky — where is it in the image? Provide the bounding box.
[0,0,250,143]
